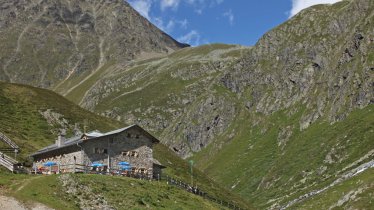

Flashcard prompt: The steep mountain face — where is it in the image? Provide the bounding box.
[191,0,374,208]
[0,0,187,93]
[79,0,373,157]
[79,44,250,153]
[223,0,373,126]
[68,0,373,208]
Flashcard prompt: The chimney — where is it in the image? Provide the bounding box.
[56,129,66,147]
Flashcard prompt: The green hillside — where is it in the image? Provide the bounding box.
[192,103,374,208]
[0,81,121,160]
[0,170,223,210]
[291,168,374,209]
[0,82,251,209]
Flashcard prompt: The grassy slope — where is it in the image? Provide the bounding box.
[0,82,121,160]
[0,82,251,209]
[291,168,374,209]
[77,174,222,210]
[154,144,251,209]
[192,103,374,208]
[0,168,223,210]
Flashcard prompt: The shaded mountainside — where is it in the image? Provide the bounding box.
[0,0,188,93]
[0,82,251,209]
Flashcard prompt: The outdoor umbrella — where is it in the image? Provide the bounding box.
[91,162,105,167]
[43,161,57,167]
[118,161,130,166]
[118,162,131,171]
[120,165,132,171]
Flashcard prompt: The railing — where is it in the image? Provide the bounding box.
[0,132,19,149]
[0,152,17,172]
[163,175,243,210]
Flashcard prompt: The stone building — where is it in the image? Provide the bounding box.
[31,125,165,178]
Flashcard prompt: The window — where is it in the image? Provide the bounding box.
[109,137,114,143]
[94,148,107,154]
[130,151,139,157]
[122,150,138,157]
[127,133,131,138]
[135,134,140,139]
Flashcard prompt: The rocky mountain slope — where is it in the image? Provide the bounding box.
[0,0,188,93]
[71,0,373,208]
[78,0,373,157]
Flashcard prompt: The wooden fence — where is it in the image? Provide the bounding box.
[0,151,18,172]
[0,132,19,149]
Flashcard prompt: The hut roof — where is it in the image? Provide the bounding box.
[31,124,159,157]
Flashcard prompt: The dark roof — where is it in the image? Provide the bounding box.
[31,125,159,157]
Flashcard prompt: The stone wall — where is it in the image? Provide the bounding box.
[33,146,84,173]
[82,127,154,177]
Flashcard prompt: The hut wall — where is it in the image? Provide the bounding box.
[83,127,154,177]
[34,148,83,173]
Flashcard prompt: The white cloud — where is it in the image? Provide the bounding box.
[178,30,201,46]
[215,0,224,4]
[223,9,234,25]
[153,18,188,33]
[128,0,153,20]
[161,0,180,11]
[182,0,224,14]
[290,0,342,17]
[177,19,189,29]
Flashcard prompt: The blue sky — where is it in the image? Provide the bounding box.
[127,0,342,46]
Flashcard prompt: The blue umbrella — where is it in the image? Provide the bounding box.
[120,165,132,171]
[118,161,130,166]
[91,162,105,167]
[43,161,56,167]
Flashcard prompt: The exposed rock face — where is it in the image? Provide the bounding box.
[59,174,114,210]
[163,94,236,158]
[0,0,188,92]
[222,0,374,129]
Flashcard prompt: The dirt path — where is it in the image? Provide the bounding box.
[0,195,52,210]
[0,176,53,210]
[15,175,43,192]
